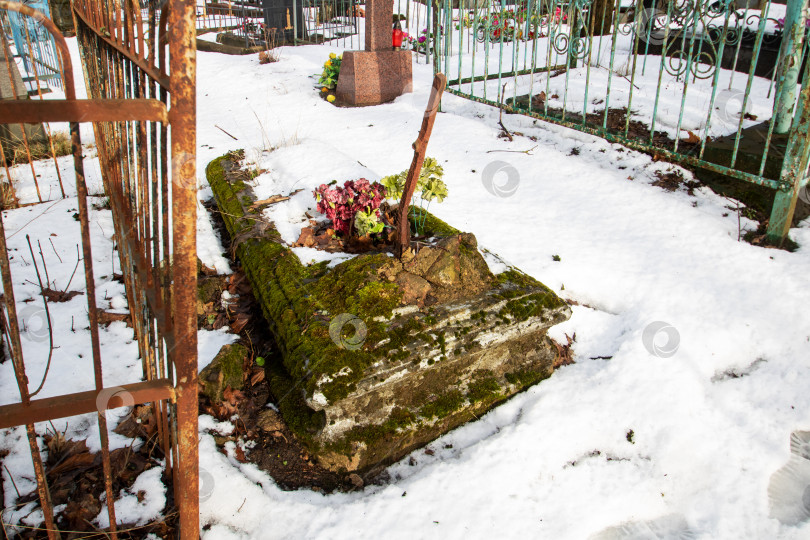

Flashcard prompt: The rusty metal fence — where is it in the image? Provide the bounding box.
[0,0,198,537]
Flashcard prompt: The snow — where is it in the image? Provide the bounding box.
[95,465,167,528]
[188,24,810,539]
[2,3,810,537]
[198,327,240,373]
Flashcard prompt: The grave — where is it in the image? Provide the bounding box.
[205,80,571,473]
[335,0,412,105]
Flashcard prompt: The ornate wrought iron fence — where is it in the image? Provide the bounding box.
[436,0,810,242]
[0,0,198,537]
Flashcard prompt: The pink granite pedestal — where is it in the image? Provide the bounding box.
[335,50,413,106]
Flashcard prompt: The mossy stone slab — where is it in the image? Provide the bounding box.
[207,153,571,473]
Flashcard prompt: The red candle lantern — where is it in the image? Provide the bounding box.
[392,19,403,49]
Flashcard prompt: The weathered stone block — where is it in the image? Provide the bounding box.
[207,154,571,473]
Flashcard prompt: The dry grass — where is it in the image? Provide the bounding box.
[0,180,18,210]
[4,131,72,166]
[258,29,280,64]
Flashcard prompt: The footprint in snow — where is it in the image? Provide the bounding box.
[768,430,810,526]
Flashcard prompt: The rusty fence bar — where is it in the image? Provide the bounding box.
[0,0,198,537]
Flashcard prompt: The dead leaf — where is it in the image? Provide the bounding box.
[42,288,83,303]
[223,386,246,406]
[233,445,248,463]
[250,369,265,386]
[683,130,701,144]
[98,310,132,326]
[47,452,95,477]
[200,262,218,276]
[230,313,250,334]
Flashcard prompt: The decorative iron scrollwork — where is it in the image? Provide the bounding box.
[620,0,785,80]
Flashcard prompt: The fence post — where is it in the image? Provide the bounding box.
[766,51,810,244]
[168,0,199,536]
[774,0,807,134]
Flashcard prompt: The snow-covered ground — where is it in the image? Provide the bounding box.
[188,35,810,540]
[2,7,810,539]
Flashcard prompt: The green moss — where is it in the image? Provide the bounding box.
[418,209,460,237]
[466,372,500,403]
[312,254,402,320]
[328,406,417,454]
[419,390,464,419]
[264,358,326,437]
[199,343,248,403]
[436,332,446,355]
[197,277,222,304]
[498,292,565,322]
[218,344,246,386]
[208,155,408,410]
[505,369,550,388]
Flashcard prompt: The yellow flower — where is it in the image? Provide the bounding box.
[327,95,336,103]
[325,60,332,67]
[329,53,337,59]
[321,87,328,92]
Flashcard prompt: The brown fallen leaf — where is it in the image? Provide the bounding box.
[230,313,251,334]
[98,310,132,326]
[43,289,84,303]
[200,262,218,276]
[250,369,265,386]
[47,452,95,477]
[233,445,248,463]
[683,130,701,144]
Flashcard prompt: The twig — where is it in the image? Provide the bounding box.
[498,84,514,142]
[48,238,62,264]
[215,124,239,141]
[486,145,537,155]
[1,465,20,499]
[63,244,82,293]
[25,235,55,398]
[36,240,51,289]
[7,199,64,240]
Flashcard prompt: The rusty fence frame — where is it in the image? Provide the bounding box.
[0,0,198,538]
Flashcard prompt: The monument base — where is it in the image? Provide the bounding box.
[335,50,413,106]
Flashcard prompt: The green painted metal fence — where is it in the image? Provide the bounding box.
[434,0,810,242]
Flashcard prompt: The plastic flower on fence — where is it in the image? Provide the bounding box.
[313,179,387,237]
